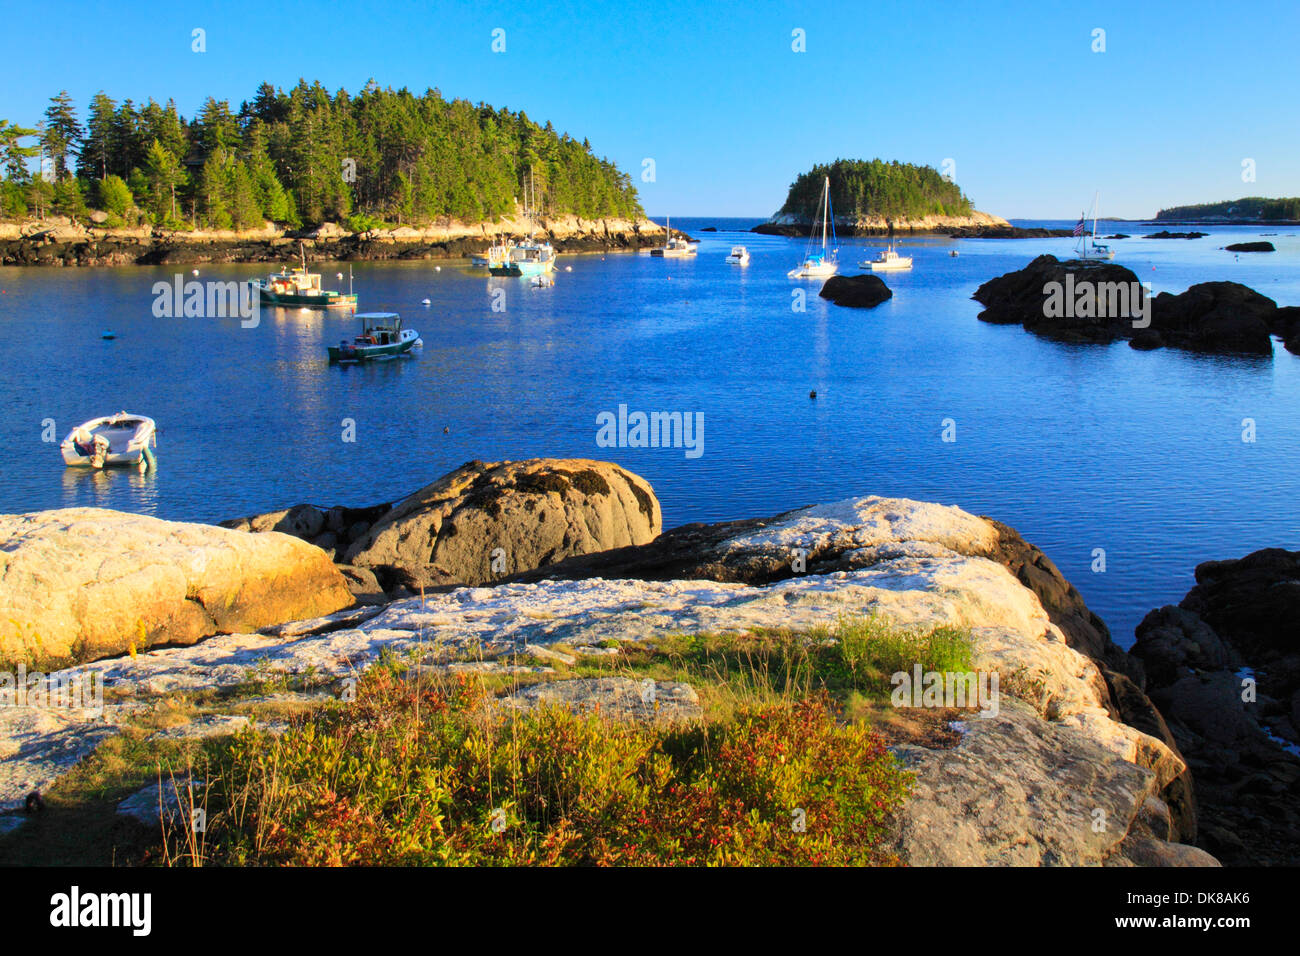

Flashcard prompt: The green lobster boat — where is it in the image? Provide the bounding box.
[328,313,421,363]
[254,267,358,309]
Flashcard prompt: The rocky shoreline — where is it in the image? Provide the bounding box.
[0,215,666,267]
[4,457,1266,865]
[754,209,1009,238]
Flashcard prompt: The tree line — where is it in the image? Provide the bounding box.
[0,81,643,230]
[1155,197,1300,221]
[778,158,974,222]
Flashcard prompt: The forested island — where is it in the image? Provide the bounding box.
[0,81,643,237]
[754,158,1007,236]
[1155,196,1300,222]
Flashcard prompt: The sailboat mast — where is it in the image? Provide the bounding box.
[822,176,828,251]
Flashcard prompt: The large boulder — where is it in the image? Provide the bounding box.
[0,508,354,668]
[819,274,892,309]
[343,459,661,589]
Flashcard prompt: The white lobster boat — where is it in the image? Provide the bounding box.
[863,244,913,271]
[61,412,157,471]
[725,245,751,265]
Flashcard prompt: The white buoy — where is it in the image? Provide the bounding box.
[191,269,199,276]
[337,272,343,280]
[565,266,572,272]
[435,266,441,272]
[422,298,431,306]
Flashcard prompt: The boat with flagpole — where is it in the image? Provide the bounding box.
[1075,192,1115,260]
[650,215,698,257]
[788,176,839,278]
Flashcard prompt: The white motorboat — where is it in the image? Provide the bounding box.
[863,244,913,271]
[789,175,839,278]
[725,245,751,265]
[61,412,157,471]
[650,215,697,257]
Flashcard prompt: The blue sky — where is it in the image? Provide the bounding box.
[2,0,1297,218]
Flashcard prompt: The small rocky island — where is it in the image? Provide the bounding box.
[753,158,1009,236]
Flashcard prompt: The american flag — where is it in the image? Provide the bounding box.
[1073,216,1086,237]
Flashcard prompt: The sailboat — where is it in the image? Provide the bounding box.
[788,176,838,278]
[650,215,697,257]
[1076,192,1115,260]
[490,169,557,277]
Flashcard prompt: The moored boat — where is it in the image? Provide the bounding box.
[328,313,420,363]
[650,215,697,257]
[254,247,358,308]
[725,245,751,265]
[789,176,839,278]
[863,243,913,271]
[61,412,157,471]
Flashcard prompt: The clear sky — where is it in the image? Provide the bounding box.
[2,0,1297,219]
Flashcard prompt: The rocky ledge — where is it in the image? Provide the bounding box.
[973,254,1300,355]
[1134,548,1300,866]
[0,488,1213,865]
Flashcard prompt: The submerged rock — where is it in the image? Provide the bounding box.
[0,508,353,668]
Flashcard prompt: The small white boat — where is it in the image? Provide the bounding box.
[725,245,751,266]
[789,176,839,278]
[863,244,913,271]
[61,412,157,471]
[1077,192,1116,260]
[650,216,697,258]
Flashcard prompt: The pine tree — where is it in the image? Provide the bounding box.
[78,92,117,180]
[41,91,82,180]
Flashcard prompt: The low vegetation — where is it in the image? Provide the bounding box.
[1,615,978,867]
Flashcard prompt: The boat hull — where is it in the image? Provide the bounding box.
[329,332,420,363]
[259,290,358,309]
[868,260,913,271]
[60,414,157,469]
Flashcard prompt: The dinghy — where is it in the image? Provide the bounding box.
[61,412,157,471]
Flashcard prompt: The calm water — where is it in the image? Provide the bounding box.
[3,218,1298,646]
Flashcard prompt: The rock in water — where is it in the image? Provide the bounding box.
[343,459,661,589]
[973,254,1277,355]
[1133,548,1300,866]
[1224,241,1274,252]
[818,274,893,308]
[0,508,354,668]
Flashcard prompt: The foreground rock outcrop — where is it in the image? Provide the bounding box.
[1134,548,1300,866]
[973,254,1294,355]
[0,509,353,668]
[224,459,661,593]
[0,494,1212,865]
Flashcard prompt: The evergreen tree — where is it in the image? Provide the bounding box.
[41,91,82,180]
[78,91,117,180]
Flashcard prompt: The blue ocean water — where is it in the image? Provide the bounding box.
[2,217,1298,646]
